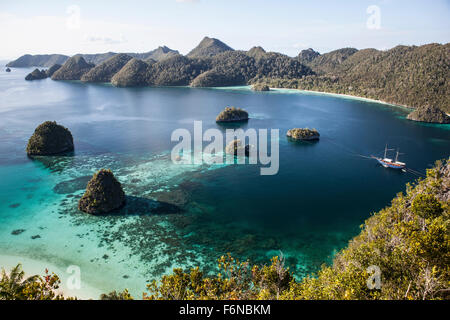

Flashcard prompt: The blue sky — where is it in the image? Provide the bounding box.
[0,0,449,59]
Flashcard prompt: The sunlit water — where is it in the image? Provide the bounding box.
[0,67,449,297]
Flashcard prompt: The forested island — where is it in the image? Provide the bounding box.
[7,37,450,121]
[1,159,448,300]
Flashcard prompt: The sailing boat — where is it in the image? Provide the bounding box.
[372,145,406,170]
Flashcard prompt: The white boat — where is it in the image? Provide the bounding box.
[372,145,406,171]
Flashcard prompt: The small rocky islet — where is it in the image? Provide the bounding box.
[26,121,74,156]
[78,169,126,215]
[287,128,320,141]
[252,83,270,91]
[24,64,61,81]
[25,68,47,81]
[5,67,11,72]
[216,107,249,123]
[225,139,253,157]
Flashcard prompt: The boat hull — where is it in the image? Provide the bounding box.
[375,158,406,169]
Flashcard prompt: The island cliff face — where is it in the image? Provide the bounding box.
[51,55,95,80]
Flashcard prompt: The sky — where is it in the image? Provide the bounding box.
[0,0,449,60]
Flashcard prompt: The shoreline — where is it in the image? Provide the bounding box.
[0,254,103,299]
[270,87,413,111]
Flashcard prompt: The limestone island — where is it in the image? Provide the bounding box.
[26,121,74,156]
[78,169,126,215]
[287,128,320,141]
[225,139,252,157]
[111,58,150,87]
[81,53,132,83]
[406,105,450,124]
[252,83,270,91]
[25,68,47,81]
[51,55,95,80]
[216,107,249,122]
[5,67,11,72]
[45,64,62,78]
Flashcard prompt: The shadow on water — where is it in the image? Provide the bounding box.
[286,137,320,147]
[216,120,250,130]
[98,195,184,217]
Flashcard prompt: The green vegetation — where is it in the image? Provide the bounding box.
[187,36,234,58]
[0,264,65,300]
[407,105,450,124]
[78,169,126,215]
[252,83,270,91]
[8,40,449,115]
[26,121,74,156]
[2,160,448,300]
[51,55,95,81]
[145,159,450,300]
[81,53,133,83]
[286,128,320,141]
[258,43,450,113]
[111,58,151,87]
[216,107,249,122]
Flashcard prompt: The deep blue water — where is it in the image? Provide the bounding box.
[0,67,449,296]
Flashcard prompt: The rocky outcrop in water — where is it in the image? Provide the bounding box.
[252,83,270,91]
[406,105,450,124]
[81,53,133,82]
[5,67,11,72]
[51,55,95,80]
[287,128,320,141]
[111,58,150,87]
[225,139,253,157]
[216,107,249,122]
[45,64,62,77]
[225,139,245,155]
[25,68,47,81]
[26,121,74,155]
[78,169,126,214]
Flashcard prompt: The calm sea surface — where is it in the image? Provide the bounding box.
[0,67,449,296]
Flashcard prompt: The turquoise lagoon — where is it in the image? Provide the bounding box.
[0,67,449,297]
